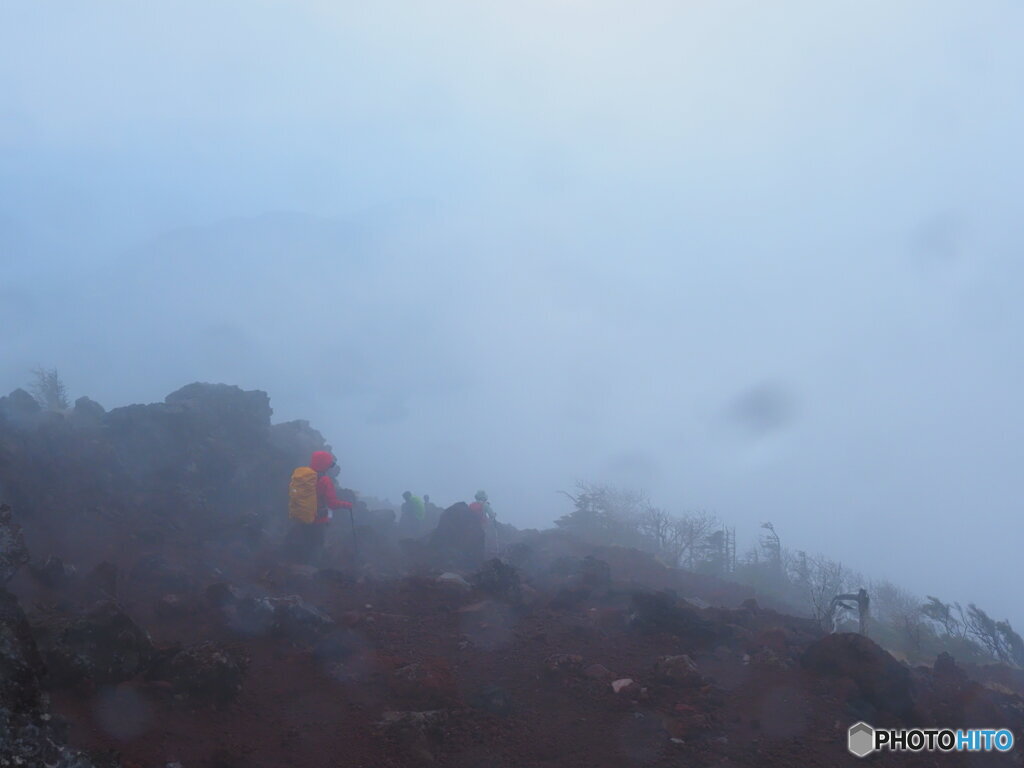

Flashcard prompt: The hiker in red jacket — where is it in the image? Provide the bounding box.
[469,489,499,555]
[288,451,353,564]
[310,451,352,523]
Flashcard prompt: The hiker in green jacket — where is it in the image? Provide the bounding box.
[399,490,426,538]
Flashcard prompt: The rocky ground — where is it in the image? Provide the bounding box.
[1,384,1022,767]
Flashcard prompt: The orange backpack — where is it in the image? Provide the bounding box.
[288,466,318,524]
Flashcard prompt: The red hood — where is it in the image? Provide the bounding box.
[310,451,335,473]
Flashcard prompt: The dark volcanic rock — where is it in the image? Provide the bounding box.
[0,503,30,586]
[85,562,119,599]
[163,641,249,707]
[473,558,522,603]
[71,396,106,426]
[205,581,245,609]
[550,555,612,588]
[164,382,272,432]
[38,601,155,686]
[0,589,46,713]
[130,555,194,595]
[629,590,718,643]
[269,595,336,643]
[31,554,78,589]
[0,388,41,421]
[1,590,114,767]
[223,595,276,637]
[802,632,917,721]
[544,653,585,676]
[653,654,704,687]
[221,592,335,643]
[427,503,485,572]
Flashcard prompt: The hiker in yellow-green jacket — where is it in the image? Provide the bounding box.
[399,490,426,538]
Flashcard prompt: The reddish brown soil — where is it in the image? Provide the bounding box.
[10,535,1017,768]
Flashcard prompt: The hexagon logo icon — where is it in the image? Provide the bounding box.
[848,722,875,758]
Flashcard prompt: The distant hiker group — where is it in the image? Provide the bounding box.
[285,451,498,566]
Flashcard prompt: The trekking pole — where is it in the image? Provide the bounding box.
[349,507,359,563]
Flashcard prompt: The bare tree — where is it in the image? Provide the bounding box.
[996,620,1024,667]
[800,553,848,629]
[964,604,1013,663]
[922,596,968,640]
[872,580,924,652]
[29,366,70,411]
[555,482,649,547]
[637,505,674,555]
[698,527,737,577]
[670,511,718,570]
[921,598,1024,665]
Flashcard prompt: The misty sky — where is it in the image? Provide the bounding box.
[3,2,1023,624]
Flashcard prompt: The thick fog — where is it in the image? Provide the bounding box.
[3,2,1023,624]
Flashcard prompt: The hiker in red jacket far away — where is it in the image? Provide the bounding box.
[469,489,498,555]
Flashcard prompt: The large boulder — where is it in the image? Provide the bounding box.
[549,555,612,588]
[0,590,115,767]
[427,503,485,572]
[629,590,719,644]
[473,558,522,603]
[217,592,336,643]
[69,396,106,427]
[802,632,917,721]
[160,641,249,707]
[0,388,41,425]
[37,601,155,686]
[269,595,336,643]
[223,595,277,637]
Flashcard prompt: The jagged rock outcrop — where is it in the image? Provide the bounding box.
[427,503,485,572]
[0,383,334,571]
[0,587,113,767]
[0,503,29,586]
